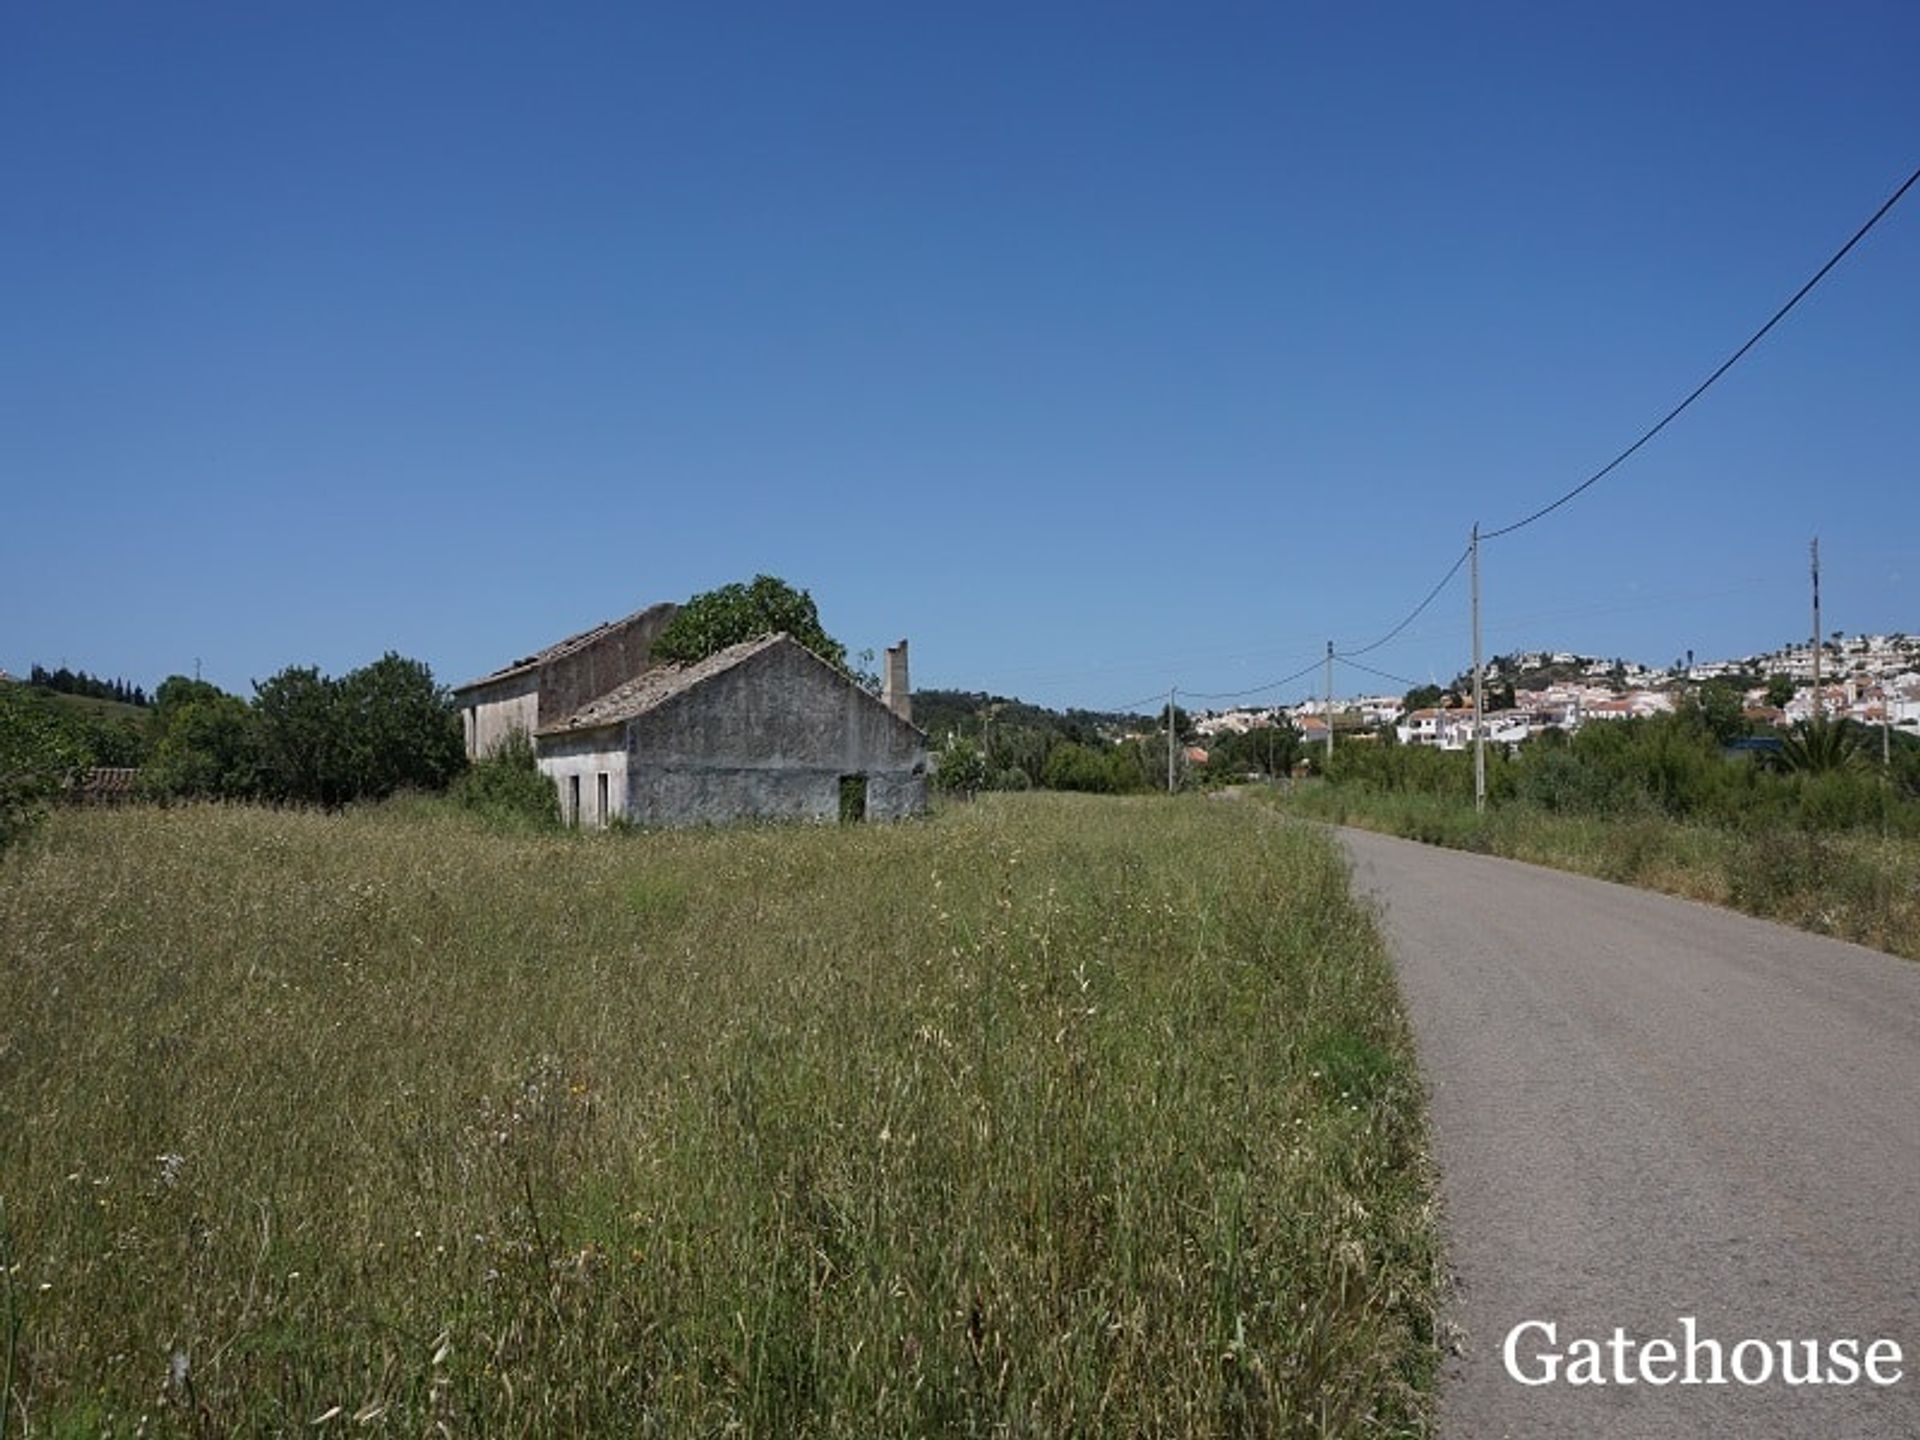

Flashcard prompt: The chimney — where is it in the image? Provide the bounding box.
[882,640,911,725]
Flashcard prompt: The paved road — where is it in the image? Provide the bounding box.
[1338,827,1920,1440]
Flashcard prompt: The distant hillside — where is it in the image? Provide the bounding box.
[26,664,150,708]
[0,678,151,767]
[40,689,150,727]
[912,689,1151,742]
[1447,651,1668,694]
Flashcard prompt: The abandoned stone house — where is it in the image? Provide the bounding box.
[452,605,927,827]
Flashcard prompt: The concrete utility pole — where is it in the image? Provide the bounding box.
[1324,641,1335,763]
[1167,686,1177,795]
[1471,523,1486,813]
[1810,537,1823,723]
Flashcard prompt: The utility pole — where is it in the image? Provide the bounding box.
[1471,524,1486,812]
[1810,537,1822,723]
[1324,641,1335,764]
[1167,686,1177,795]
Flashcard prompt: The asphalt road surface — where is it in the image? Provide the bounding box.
[1338,827,1920,1440]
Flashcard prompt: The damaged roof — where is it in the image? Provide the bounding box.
[536,632,924,738]
[537,632,790,735]
[454,602,673,692]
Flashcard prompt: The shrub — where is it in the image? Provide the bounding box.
[1,685,92,852]
[933,738,988,797]
[141,693,259,801]
[450,729,559,828]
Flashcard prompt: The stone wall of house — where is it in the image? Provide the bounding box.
[621,639,927,825]
[537,730,629,829]
[460,673,540,759]
[535,603,679,729]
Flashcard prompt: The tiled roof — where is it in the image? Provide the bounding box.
[75,767,139,794]
[537,633,789,735]
[454,602,671,692]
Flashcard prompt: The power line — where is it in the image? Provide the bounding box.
[1483,161,1920,540]
[1336,655,1421,689]
[1336,546,1472,658]
[1097,689,1173,716]
[1018,167,1917,716]
[1183,657,1327,703]
[1311,574,1777,656]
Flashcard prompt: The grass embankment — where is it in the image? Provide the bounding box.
[1,794,1437,1436]
[1285,784,1920,962]
[38,691,147,728]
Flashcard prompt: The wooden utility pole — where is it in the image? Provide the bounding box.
[1167,686,1177,795]
[1810,537,1822,723]
[1324,641,1335,763]
[1471,524,1486,812]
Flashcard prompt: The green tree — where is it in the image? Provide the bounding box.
[1689,679,1749,746]
[1771,718,1864,776]
[1043,741,1119,794]
[933,737,989,797]
[335,653,465,800]
[143,692,259,801]
[0,685,91,850]
[252,666,345,805]
[151,675,228,731]
[1764,674,1796,709]
[1403,684,1445,712]
[1205,722,1302,779]
[82,715,147,767]
[653,575,847,670]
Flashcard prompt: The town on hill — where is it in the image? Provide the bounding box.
[1188,633,1920,754]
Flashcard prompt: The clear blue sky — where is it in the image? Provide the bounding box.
[5,2,1916,711]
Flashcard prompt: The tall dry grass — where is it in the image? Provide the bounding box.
[0,793,1437,1436]
[1286,784,1920,961]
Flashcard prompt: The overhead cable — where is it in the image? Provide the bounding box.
[1336,655,1422,689]
[1483,161,1920,539]
[1183,657,1326,703]
[1336,546,1472,658]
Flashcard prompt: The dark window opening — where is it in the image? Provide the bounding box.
[568,774,581,827]
[838,774,868,824]
[596,772,609,826]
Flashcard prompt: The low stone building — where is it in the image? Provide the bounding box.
[454,611,927,828]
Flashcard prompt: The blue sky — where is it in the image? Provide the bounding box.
[5,2,1916,711]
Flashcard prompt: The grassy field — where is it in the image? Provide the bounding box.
[0,793,1438,1437]
[1282,783,1920,963]
[29,689,149,734]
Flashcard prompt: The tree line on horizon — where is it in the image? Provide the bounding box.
[0,574,867,848]
[1,654,468,849]
[917,689,1305,796]
[138,655,467,806]
[26,663,150,707]
[1319,699,1920,835]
